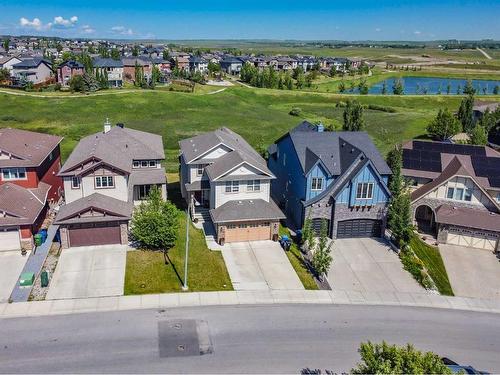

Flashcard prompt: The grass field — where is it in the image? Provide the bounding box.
[2,84,490,173]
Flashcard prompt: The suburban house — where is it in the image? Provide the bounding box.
[402,140,500,251]
[220,57,243,75]
[56,60,85,86]
[122,57,152,83]
[55,122,167,248]
[0,56,22,73]
[93,58,123,87]
[188,56,208,73]
[179,127,285,245]
[268,121,392,238]
[11,58,52,84]
[0,128,63,251]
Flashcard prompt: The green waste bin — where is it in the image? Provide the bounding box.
[19,272,35,286]
[34,234,42,247]
[41,271,49,288]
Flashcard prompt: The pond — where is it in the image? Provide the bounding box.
[351,76,500,95]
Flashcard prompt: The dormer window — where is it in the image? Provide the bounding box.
[149,160,156,168]
[133,161,140,168]
[141,161,149,168]
[311,177,323,191]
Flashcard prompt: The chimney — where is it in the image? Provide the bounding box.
[316,123,324,132]
[104,118,111,133]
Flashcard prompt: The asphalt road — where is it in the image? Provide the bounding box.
[1,304,500,373]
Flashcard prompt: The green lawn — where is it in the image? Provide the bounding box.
[409,234,454,296]
[279,225,318,290]
[124,211,233,295]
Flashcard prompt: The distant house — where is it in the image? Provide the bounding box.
[0,129,63,251]
[402,140,500,251]
[55,122,167,248]
[122,57,152,83]
[11,58,52,84]
[268,121,392,238]
[0,56,22,73]
[277,57,298,71]
[220,56,243,75]
[93,58,123,87]
[56,60,85,86]
[188,56,208,73]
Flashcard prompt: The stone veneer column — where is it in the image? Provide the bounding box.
[59,227,70,249]
[120,222,129,245]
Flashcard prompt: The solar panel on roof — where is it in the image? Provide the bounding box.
[488,177,500,188]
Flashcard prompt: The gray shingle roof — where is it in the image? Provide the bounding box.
[180,127,273,181]
[0,182,50,227]
[0,128,63,168]
[60,126,164,176]
[12,58,51,69]
[286,123,391,176]
[210,199,285,223]
[93,58,123,68]
[54,193,133,224]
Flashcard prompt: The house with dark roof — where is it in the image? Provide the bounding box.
[188,56,208,73]
[56,60,85,86]
[179,127,284,245]
[0,128,63,251]
[402,140,500,251]
[11,58,52,84]
[268,121,392,239]
[55,121,166,248]
[93,58,123,87]
[0,55,22,73]
[220,56,243,75]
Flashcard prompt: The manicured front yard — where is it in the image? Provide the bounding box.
[124,212,233,294]
[410,234,454,296]
[279,226,319,290]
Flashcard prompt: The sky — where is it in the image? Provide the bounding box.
[0,0,498,41]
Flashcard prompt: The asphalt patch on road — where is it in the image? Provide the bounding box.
[158,319,213,358]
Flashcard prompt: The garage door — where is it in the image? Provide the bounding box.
[68,222,121,247]
[337,219,382,238]
[447,227,498,250]
[0,228,20,251]
[224,222,271,243]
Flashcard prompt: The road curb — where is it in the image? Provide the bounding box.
[1,290,500,319]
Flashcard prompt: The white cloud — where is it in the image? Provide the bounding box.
[111,25,134,35]
[414,30,421,35]
[82,24,95,34]
[53,15,78,28]
[19,17,45,31]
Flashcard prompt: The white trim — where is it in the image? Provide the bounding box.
[212,161,274,181]
[187,142,234,164]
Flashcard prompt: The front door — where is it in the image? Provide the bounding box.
[202,189,210,208]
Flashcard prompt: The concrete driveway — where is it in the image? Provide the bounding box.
[221,241,304,291]
[328,238,424,294]
[0,251,29,303]
[46,245,127,300]
[440,244,500,300]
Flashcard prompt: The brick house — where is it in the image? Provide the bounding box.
[56,60,85,86]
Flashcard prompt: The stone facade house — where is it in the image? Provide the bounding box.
[55,122,167,248]
[179,127,284,245]
[268,121,392,239]
[403,140,500,251]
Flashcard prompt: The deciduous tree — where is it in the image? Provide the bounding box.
[342,100,365,131]
[426,108,461,141]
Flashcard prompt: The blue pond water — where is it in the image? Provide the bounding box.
[351,76,500,95]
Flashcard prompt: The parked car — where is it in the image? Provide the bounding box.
[441,357,488,374]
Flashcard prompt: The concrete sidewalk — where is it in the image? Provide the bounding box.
[2,289,500,319]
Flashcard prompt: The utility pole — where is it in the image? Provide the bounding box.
[182,200,190,291]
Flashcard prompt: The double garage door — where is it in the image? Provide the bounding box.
[0,228,20,251]
[68,222,122,247]
[337,219,382,238]
[224,221,271,243]
[447,226,498,251]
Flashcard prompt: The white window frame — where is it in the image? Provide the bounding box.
[136,184,152,200]
[1,167,27,181]
[141,161,149,168]
[149,160,156,168]
[225,180,239,193]
[311,177,323,191]
[71,176,80,189]
[95,176,114,189]
[132,161,140,169]
[247,180,261,192]
[356,182,374,199]
[197,164,204,176]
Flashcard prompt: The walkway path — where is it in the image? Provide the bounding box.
[204,88,227,95]
[2,288,500,319]
[9,225,59,302]
[477,47,492,60]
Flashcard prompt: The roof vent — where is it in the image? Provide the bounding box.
[104,118,111,134]
[351,148,355,153]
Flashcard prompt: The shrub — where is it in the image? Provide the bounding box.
[289,107,302,116]
[366,104,397,113]
[400,248,433,289]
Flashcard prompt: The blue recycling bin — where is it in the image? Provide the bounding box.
[40,229,48,243]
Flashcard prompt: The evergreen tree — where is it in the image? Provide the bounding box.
[358,78,368,95]
[342,100,365,131]
[134,62,144,87]
[493,85,499,95]
[463,79,476,95]
[162,50,170,60]
[446,81,451,95]
[426,108,462,141]
[312,219,333,280]
[132,45,139,57]
[392,78,404,95]
[338,80,346,93]
[151,65,161,88]
[2,39,9,52]
[469,124,488,145]
[110,48,121,60]
[457,93,475,133]
[381,81,387,95]
[295,70,305,89]
[284,72,293,90]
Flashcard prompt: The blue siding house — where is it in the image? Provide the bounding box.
[268,121,392,238]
